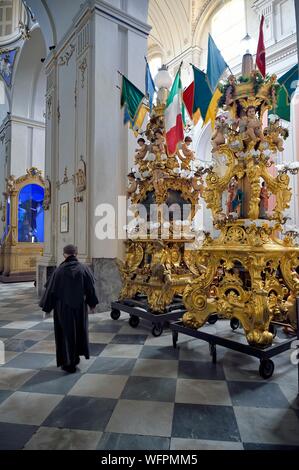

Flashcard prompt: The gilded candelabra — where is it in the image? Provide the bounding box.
[182,67,299,347]
[118,102,203,312]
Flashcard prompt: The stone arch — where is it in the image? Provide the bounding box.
[11,26,46,119]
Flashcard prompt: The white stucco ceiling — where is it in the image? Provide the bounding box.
[148,0,214,61]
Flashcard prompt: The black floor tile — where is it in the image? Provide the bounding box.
[43,395,117,431]
[4,338,37,352]
[0,422,38,450]
[30,323,54,331]
[111,334,148,345]
[0,328,24,338]
[88,357,136,375]
[139,346,179,360]
[172,403,241,442]
[89,343,107,356]
[178,360,225,380]
[89,323,122,333]
[121,376,176,402]
[227,381,290,408]
[5,352,55,369]
[20,370,82,394]
[98,432,170,450]
[243,442,299,450]
[0,390,12,404]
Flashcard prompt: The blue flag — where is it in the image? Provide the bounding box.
[207,34,228,92]
[145,59,156,111]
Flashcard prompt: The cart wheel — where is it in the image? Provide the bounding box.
[129,315,139,328]
[209,343,217,364]
[152,324,163,337]
[269,323,277,338]
[208,314,218,325]
[172,331,178,348]
[230,317,240,330]
[110,309,120,320]
[259,359,274,379]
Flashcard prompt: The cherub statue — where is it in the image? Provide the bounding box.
[5,175,16,194]
[259,181,269,219]
[264,115,288,152]
[152,129,166,154]
[241,106,264,143]
[211,115,227,152]
[127,172,138,197]
[177,136,195,170]
[134,137,148,164]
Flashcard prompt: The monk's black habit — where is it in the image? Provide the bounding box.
[39,256,98,367]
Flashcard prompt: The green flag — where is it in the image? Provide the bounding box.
[121,75,145,121]
[271,64,298,121]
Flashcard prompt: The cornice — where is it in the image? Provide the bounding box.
[92,0,151,38]
[44,0,151,70]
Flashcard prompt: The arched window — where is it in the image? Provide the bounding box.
[211,0,246,65]
[0,0,26,44]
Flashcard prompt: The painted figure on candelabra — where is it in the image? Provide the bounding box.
[259,181,270,219]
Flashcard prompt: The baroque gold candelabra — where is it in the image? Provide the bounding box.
[118,104,203,312]
[182,69,299,347]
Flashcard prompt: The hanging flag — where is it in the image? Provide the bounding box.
[145,57,156,111]
[269,64,298,121]
[121,75,145,122]
[193,65,213,123]
[256,15,266,77]
[131,102,149,136]
[204,88,222,129]
[207,34,228,92]
[0,49,18,87]
[123,105,132,125]
[182,66,214,125]
[183,81,194,120]
[165,69,184,155]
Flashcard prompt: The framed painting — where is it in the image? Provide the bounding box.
[60,202,69,233]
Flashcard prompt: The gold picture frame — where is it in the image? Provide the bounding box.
[60,202,69,233]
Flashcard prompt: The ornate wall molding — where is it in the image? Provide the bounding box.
[58,43,76,66]
[79,57,87,88]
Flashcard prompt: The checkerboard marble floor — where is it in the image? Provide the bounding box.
[0,282,299,450]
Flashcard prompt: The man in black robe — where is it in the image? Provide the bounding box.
[39,244,98,373]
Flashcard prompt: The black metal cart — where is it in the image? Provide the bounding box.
[110,296,186,336]
[170,303,299,381]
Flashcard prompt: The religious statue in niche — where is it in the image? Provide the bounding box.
[74,157,86,202]
[226,177,237,215]
[231,186,244,218]
[259,181,270,219]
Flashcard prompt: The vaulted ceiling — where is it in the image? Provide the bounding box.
[148,0,214,61]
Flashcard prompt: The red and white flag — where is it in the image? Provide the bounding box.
[165,70,184,155]
[256,15,266,77]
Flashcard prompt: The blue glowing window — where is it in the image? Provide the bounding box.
[18,184,44,243]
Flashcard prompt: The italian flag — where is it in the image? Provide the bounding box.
[165,70,184,155]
